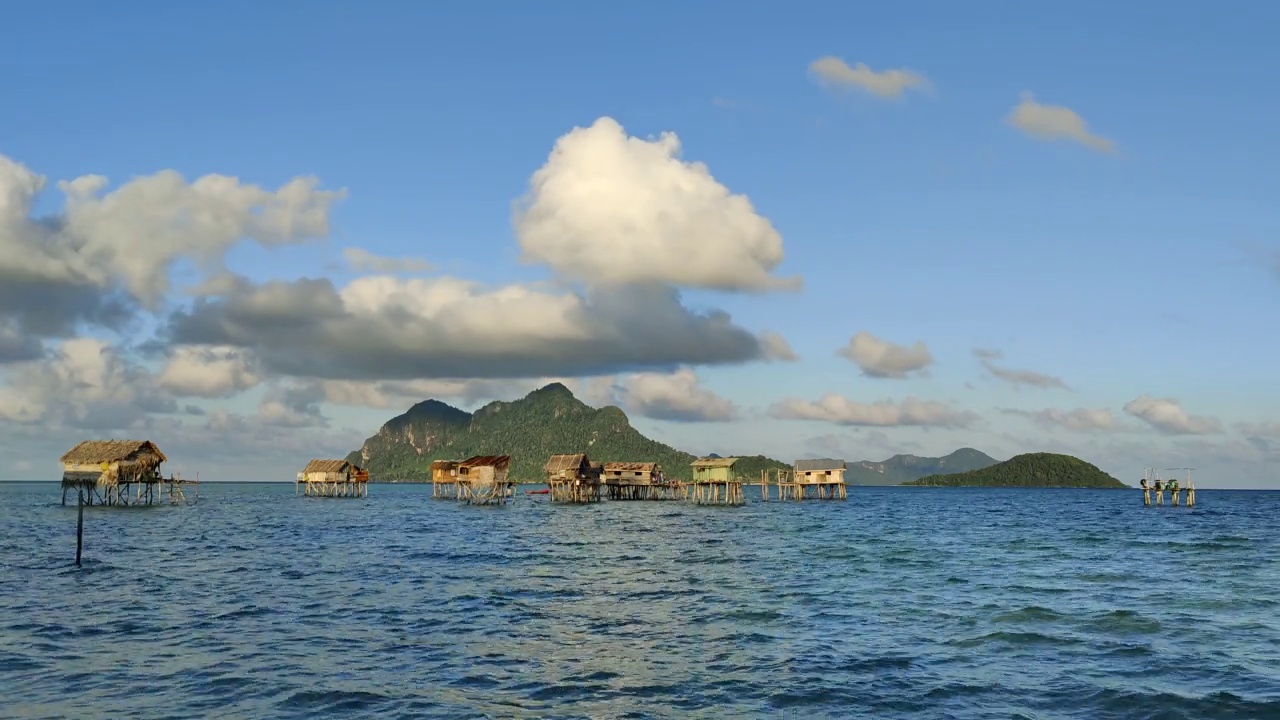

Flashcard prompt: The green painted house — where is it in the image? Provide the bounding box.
[691,457,739,482]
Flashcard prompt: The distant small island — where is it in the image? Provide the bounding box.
[902,452,1127,488]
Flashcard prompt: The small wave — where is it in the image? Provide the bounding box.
[951,631,1082,648]
[992,605,1063,623]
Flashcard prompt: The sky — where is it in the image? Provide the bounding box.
[1,1,1277,487]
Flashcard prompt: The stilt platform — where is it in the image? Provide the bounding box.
[459,478,515,505]
[606,480,682,501]
[760,466,848,501]
[62,476,199,507]
[549,478,602,503]
[686,479,745,505]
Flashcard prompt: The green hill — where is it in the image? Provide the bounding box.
[902,452,1127,488]
[345,383,787,482]
[847,447,999,485]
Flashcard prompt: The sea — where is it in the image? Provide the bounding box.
[1,482,1277,720]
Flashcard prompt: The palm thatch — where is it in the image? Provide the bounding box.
[60,440,167,488]
[544,453,589,474]
[303,459,350,474]
[795,458,846,472]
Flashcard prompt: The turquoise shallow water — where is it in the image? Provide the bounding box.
[1,482,1278,719]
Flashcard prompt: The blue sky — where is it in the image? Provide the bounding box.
[1,1,1277,486]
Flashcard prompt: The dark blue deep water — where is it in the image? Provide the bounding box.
[1,483,1278,719]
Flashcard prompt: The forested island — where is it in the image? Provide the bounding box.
[902,452,1127,488]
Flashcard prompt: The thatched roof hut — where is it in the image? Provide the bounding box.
[545,453,602,482]
[602,461,661,484]
[300,459,368,481]
[59,439,167,489]
[458,455,511,485]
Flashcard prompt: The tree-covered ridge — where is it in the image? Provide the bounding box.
[902,452,1127,488]
[846,447,998,485]
[346,383,790,482]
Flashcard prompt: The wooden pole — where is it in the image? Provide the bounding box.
[75,490,84,567]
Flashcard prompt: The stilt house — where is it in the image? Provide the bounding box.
[59,439,168,505]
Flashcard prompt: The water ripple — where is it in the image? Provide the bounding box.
[1,483,1278,718]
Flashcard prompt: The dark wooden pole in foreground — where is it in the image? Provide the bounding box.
[75,490,84,567]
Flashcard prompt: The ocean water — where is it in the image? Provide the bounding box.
[1,483,1277,720]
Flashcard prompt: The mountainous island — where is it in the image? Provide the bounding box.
[902,452,1128,488]
[347,382,1115,488]
[346,383,788,482]
[846,448,998,485]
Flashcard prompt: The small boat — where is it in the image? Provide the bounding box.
[525,489,549,495]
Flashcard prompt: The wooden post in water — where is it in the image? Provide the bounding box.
[75,490,84,567]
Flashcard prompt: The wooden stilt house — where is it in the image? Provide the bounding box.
[603,462,678,500]
[297,459,369,498]
[59,439,190,506]
[689,456,744,505]
[457,455,514,505]
[431,460,462,499]
[545,453,602,503]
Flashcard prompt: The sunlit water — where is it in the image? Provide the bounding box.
[1,482,1278,719]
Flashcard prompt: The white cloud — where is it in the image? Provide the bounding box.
[342,247,432,274]
[318,377,536,409]
[614,368,738,422]
[808,56,929,98]
[1004,406,1121,432]
[158,345,262,398]
[1006,92,1115,154]
[839,331,932,379]
[760,332,799,361]
[0,338,175,428]
[168,275,775,381]
[1237,421,1280,439]
[0,152,343,339]
[512,116,800,292]
[1123,395,1222,435]
[768,394,978,428]
[974,348,1069,390]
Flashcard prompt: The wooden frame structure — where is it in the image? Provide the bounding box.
[545,453,602,504]
[297,459,369,498]
[59,439,196,507]
[457,455,515,505]
[688,457,744,505]
[762,459,848,501]
[431,460,462,499]
[603,462,680,500]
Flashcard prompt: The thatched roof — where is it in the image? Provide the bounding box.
[545,453,588,473]
[795,458,846,472]
[60,440,166,465]
[430,460,460,471]
[604,462,657,472]
[460,455,510,470]
[692,457,738,469]
[303,459,352,473]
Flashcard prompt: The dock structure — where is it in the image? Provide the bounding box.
[457,455,515,505]
[1140,467,1197,508]
[545,453,602,503]
[297,459,369,498]
[431,460,462,499]
[688,457,745,505]
[59,440,195,506]
[603,462,680,500]
[763,459,849,501]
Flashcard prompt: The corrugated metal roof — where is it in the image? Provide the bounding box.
[603,462,657,472]
[459,455,510,469]
[795,458,846,472]
[692,457,739,468]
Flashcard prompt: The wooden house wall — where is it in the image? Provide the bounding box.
[692,465,734,482]
[797,468,846,484]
